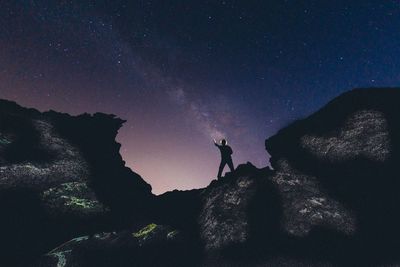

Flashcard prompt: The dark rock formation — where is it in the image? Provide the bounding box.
[199,163,279,250]
[2,88,400,266]
[0,99,154,265]
[38,224,196,267]
[198,163,282,266]
[36,163,281,267]
[265,88,400,265]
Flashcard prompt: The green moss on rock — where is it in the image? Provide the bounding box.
[133,223,158,238]
[42,182,108,216]
[64,196,100,210]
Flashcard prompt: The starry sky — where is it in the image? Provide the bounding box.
[1,1,399,194]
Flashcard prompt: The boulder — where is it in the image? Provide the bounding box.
[3,88,400,266]
[0,99,154,265]
[265,88,400,264]
[38,224,196,267]
[197,163,282,267]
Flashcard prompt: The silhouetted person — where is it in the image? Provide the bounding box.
[214,139,234,178]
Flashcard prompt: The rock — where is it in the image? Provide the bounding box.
[0,118,90,190]
[155,188,203,235]
[198,163,281,259]
[269,159,355,237]
[41,182,109,217]
[300,110,390,163]
[3,88,400,266]
[0,99,154,265]
[265,88,400,264]
[38,224,196,267]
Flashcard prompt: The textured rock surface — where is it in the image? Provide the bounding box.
[266,88,400,265]
[0,99,154,265]
[41,182,109,217]
[200,173,257,250]
[2,88,400,266]
[0,119,89,189]
[199,163,279,251]
[38,224,192,267]
[300,110,390,163]
[270,159,355,237]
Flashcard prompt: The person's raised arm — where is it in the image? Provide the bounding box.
[213,139,220,147]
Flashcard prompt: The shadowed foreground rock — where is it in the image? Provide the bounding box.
[1,88,400,266]
[38,224,194,267]
[0,100,154,265]
[265,88,400,265]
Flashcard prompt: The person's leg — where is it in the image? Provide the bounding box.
[227,158,234,172]
[218,160,226,178]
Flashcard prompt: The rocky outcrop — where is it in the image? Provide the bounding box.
[2,88,400,266]
[0,100,154,265]
[41,182,109,217]
[199,163,279,251]
[38,224,194,267]
[37,163,281,267]
[266,88,400,265]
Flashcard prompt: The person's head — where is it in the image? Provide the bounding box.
[221,139,227,145]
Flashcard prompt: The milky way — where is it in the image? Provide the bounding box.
[1,1,399,194]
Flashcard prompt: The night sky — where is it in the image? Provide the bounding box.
[1,1,399,194]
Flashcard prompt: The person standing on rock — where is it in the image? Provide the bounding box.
[213,139,235,178]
